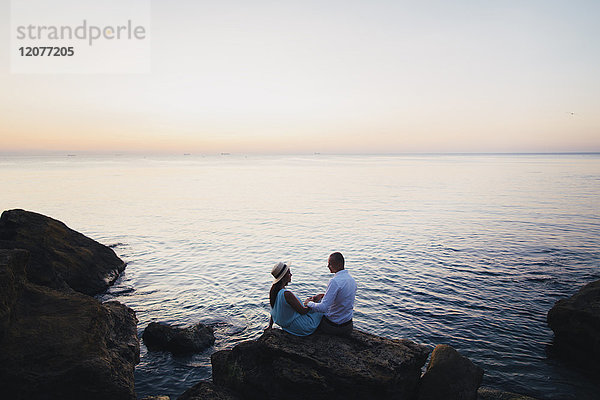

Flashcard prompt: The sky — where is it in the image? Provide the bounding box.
[1,0,599,154]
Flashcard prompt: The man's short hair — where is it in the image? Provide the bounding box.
[329,252,345,269]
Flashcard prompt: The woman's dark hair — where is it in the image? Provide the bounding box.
[269,277,287,307]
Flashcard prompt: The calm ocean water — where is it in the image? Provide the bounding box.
[1,154,599,399]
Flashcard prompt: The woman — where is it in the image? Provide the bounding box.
[268,261,323,336]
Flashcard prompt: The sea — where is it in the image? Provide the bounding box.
[1,153,599,399]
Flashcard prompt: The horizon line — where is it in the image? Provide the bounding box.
[1,151,600,157]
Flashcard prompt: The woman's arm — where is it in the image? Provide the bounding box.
[284,291,310,315]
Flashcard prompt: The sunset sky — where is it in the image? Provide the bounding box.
[1,0,599,154]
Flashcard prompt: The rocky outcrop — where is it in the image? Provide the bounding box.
[178,381,242,400]
[178,329,538,400]
[477,388,539,400]
[143,322,215,354]
[0,209,126,295]
[0,249,28,342]
[547,279,600,362]
[211,328,430,400]
[0,248,139,399]
[418,344,484,400]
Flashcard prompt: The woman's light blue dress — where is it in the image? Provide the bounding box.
[271,289,323,336]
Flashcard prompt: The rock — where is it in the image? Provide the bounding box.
[477,388,539,400]
[0,249,139,400]
[418,344,484,400]
[141,397,171,400]
[547,279,600,363]
[0,249,28,342]
[0,209,126,295]
[211,327,430,400]
[178,381,242,400]
[143,321,215,354]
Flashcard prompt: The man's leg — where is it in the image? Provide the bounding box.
[317,318,353,336]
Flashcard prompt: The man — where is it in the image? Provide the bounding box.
[305,252,357,336]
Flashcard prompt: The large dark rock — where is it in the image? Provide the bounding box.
[143,322,215,354]
[418,344,484,400]
[0,209,126,295]
[547,279,600,362]
[178,381,242,400]
[0,249,28,342]
[0,249,139,400]
[211,328,430,400]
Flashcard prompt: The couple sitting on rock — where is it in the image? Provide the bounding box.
[267,252,357,337]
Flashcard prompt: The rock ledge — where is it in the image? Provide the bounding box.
[210,328,430,400]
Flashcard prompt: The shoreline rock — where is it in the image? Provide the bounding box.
[0,209,126,295]
[547,279,600,365]
[143,321,215,354]
[0,211,139,399]
[0,249,139,399]
[419,344,484,400]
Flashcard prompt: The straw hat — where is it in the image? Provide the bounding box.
[271,261,290,283]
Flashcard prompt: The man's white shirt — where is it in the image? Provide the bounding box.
[307,269,357,324]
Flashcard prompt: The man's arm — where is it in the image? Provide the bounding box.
[307,281,338,313]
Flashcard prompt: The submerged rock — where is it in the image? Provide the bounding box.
[547,279,600,362]
[477,388,540,400]
[0,248,139,399]
[178,381,242,400]
[0,209,126,295]
[143,321,215,354]
[418,344,484,400]
[211,328,430,400]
